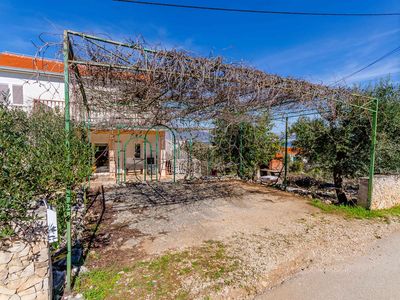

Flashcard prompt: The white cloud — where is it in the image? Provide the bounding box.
[251,28,400,86]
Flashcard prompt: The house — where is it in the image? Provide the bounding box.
[0,52,175,182]
[262,147,300,175]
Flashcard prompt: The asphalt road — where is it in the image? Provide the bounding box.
[257,232,400,300]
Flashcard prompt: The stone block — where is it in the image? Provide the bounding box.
[9,294,21,300]
[8,242,25,254]
[0,252,13,265]
[35,266,48,278]
[18,286,35,296]
[8,264,24,274]
[0,268,8,282]
[21,294,36,300]
[16,246,30,258]
[8,258,23,268]
[6,277,28,290]
[358,175,400,210]
[16,276,42,293]
[0,285,16,295]
[20,263,35,278]
[35,291,49,300]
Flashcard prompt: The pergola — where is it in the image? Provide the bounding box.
[62,29,379,290]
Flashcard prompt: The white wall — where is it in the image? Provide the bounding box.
[0,70,64,110]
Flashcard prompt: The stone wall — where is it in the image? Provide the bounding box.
[0,209,51,300]
[358,175,400,210]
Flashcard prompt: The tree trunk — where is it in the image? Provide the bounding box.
[333,167,348,204]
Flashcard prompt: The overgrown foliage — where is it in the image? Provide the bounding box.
[0,102,92,240]
[291,81,400,204]
[211,115,279,179]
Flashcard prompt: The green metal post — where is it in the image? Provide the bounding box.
[188,138,193,178]
[156,130,159,181]
[144,139,147,181]
[207,149,210,176]
[239,123,243,178]
[87,112,91,189]
[63,30,72,292]
[173,135,176,183]
[116,128,121,184]
[123,140,127,183]
[367,98,379,208]
[284,116,289,187]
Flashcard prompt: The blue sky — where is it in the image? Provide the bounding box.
[0,0,399,86]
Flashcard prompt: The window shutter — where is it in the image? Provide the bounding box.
[12,85,23,104]
[0,84,9,100]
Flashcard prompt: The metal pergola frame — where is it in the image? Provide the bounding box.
[62,29,379,291]
[271,99,379,195]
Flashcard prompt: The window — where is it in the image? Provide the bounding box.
[134,143,141,159]
[12,85,23,105]
[0,84,9,102]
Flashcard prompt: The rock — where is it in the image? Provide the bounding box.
[18,286,35,296]
[8,264,25,274]
[6,277,28,290]
[17,246,30,258]
[36,266,48,278]
[35,291,48,300]
[36,248,49,263]
[0,294,9,300]
[8,242,25,254]
[21,294,36,300]
[16,276,43,292]
[72,265,89,276]
[0,268,8,281]
[0,252,13,264]
[42,279,49,291]
[9,294,21,300]
[20,262,34,277]
[8,258,23,268]
[34,280,43,292]
[0,285,16,295]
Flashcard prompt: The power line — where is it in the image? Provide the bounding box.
[331,45,400,86]
[113,0,400,17]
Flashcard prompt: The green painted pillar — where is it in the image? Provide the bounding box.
[116,128,121,184]
[144,139,147,181]
[63,30,72,292]
[284,116,289,188]
[173,135,176,183]
[156,130,159,181]
[239,123,243,178]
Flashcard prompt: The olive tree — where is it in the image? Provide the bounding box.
[291,81,400,204]
[211,114,280,179]
[0,103,92,239]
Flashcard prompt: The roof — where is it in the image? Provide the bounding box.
[275,147,300,159]
[0,52,63,74]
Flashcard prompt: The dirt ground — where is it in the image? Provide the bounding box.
[80,180,400,299]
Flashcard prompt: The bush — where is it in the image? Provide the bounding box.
[0,104,92,240]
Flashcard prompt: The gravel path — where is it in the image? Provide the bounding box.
[87,180,400,299]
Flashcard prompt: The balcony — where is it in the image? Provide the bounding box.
[32,99,147,128]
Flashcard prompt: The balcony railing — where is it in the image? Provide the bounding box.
[32,99,146,127]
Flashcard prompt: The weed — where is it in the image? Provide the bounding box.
[75,240,242,299]
[311,200,400,220]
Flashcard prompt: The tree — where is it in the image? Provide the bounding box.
[291,81,400,204]
[211,114,279,179]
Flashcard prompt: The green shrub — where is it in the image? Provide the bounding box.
[0,104,92,240]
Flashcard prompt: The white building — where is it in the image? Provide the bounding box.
[0,52,180,182]
[0,52,64,111]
